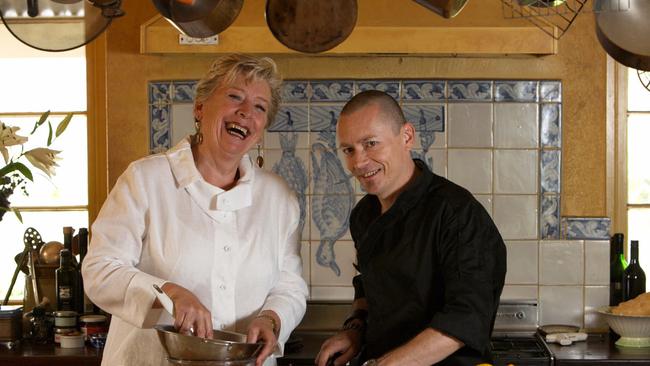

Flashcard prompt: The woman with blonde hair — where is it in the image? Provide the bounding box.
[83,54,307,366]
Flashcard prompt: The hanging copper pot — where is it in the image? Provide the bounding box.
[265,0,358,54]
[412,0,470,18]
[151,0,243,38]
[595,0,650,71]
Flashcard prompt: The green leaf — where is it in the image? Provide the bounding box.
[30,110,50,134]
[0,161,32,181]
[13,162,33,181]
[47,121,53,146]
[13,208,23,223]
[0,163,14,177]
[55,113,73,137]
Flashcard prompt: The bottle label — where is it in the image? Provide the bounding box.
[59,286,72,299]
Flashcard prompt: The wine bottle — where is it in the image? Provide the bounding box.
[63,226,73,251]
[63,226,78,266]
[56,249,78,311]
[610,233,628,306]
[78,228,92,314]
[623,240,646,301]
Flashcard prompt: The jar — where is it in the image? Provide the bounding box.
[53,310,77,328]
[79,314,108,342]
[54,326,76,344]
[60,333,85,348]
[89,332,107,349]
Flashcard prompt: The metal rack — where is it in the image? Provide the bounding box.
[501,0,629,39]
[639,70,650,93]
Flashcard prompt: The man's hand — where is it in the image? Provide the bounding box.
[160,282,213,339]
[315,329,363,366]
[247,311,280,366]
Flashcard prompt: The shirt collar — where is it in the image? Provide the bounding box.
[166,137,200,188]
[389,159,434,212]
[166,137,255,212]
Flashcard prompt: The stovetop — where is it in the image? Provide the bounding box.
[491,334,553,366]
[490,300,553,366]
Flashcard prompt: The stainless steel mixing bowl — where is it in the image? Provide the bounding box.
[155,325,263,361]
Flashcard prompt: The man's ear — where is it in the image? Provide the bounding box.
[403,122,415,148]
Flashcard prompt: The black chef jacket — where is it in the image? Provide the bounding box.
[351,159,507,366]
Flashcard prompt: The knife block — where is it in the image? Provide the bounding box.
[23,264,57,312]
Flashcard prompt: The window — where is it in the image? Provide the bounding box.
[0,27,88,303]
[625,68,650,287]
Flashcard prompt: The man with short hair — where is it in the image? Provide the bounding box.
[315,90,507,366]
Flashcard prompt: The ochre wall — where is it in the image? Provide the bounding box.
[101,0,607,218]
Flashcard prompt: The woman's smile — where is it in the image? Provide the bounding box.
[225,122,249,140]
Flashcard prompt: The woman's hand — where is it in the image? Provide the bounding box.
[160,282,213,339]
[247,311,280,366]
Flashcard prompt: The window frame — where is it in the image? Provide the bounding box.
[610,57,650,251]
[609,57,628,236]
[0,32,107,304]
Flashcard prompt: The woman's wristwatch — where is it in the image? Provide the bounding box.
[362,359,377,366]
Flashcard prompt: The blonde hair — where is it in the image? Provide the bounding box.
[194,54,283,126]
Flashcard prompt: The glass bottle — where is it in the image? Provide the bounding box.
[623,240,646,301]
[78,228,90,314]
[610,233,628,306]
[63,226,78,266]
[56,249,78,311]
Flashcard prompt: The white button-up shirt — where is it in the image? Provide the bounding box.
[82,138,308,366]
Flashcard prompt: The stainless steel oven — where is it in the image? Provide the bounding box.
[491,300,554,366]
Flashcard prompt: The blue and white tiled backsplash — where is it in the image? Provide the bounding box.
[149,79,612,330]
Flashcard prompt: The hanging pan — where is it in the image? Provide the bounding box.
[595,0,650,71]
[151,0,243,38]
[412,0,470,19]
[265,0,358,54]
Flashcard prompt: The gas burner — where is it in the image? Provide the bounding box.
[491,334,553,366]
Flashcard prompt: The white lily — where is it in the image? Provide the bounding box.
[0,122,28,163]
[24,148,62,177]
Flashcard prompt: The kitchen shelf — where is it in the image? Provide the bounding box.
[140,15,557,56]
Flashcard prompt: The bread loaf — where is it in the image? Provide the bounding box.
[612,292,650,315]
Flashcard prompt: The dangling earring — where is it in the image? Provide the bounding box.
[256,144,264,168]
[192,117,203,145]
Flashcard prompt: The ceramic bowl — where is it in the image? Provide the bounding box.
[598,306,650,347]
